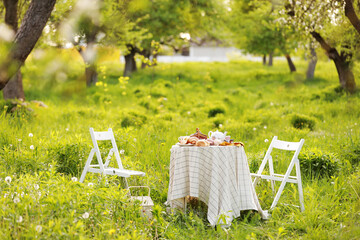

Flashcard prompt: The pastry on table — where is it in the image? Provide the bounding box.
[196,139,210,147]
[187,136,199,145]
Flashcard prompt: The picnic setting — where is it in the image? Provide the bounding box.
[1,0,360,239]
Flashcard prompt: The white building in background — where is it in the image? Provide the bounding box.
[120,46,269,63]
[156,47,246,63]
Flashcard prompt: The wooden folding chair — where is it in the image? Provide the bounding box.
[251,136,305,211]
[80,128,145,183]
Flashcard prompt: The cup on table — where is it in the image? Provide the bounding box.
[225,136,231,142]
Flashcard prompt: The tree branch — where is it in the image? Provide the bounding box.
[345,0,360,35]
[310,31,338,60]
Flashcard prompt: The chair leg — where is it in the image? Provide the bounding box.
[270,161,295,210]
[268,156,275,195]
[80,149,95,183]
[295,161,305,211]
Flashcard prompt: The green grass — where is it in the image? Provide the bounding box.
[0,51,360,239]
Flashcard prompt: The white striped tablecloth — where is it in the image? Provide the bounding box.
[167,145,267,226]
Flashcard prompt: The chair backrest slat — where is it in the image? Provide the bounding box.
[92,131,114,141]
[272,139,302,151]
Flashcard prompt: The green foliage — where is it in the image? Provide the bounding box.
[299,149,339,179]
[0,58,360,239]
[50,143,88,176]
[121,110,148,128]
[208,107,225,118]
[291,114,316,131]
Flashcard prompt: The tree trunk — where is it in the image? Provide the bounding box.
[311,31,356,93]
[268,52,273,66]
[0,0,56,90]
[285,54,296,72]
[345,0,360,35]
[3,71,25,100]
[78,46,98,87]
[140,49,151,69]
[262,54,266,65]
[306,45,317,79]
[124,45,137,77]
[85,64,98,87]
[3,0,25,100]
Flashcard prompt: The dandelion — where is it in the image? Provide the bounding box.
[82,212,89,219]
[36,225,42,233]
[120,149,125,154]
[161,142,165,146]
[71,177,78,182]
[16,216,23,223]
[265,139,269,143]
[29,133,33,137]
[109,229,116,235]
[5,176,11,184]
[30,145,34,150]
[34,184,39,190]
[264,126,267,129]
[88,183,94,187]
[253,127,257,131]
[14,197,20,203]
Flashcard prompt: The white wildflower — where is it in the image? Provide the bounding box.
[16,216,23,223]
[4,193,9,198]
[82,212,89,219]
[5,176,11,184]
[66,128,69,131]
[133,138,137,142]
[71,177,78,182]
[119,149,125,154]
[270,102,274,106]
[28,133,33,137]
[36,225,42,233]
[163,98,168,101]
[88,182,94,187]
[30,145,34,150]
[34,184,39,190]
[187,111,191,115]
[219,124,223,128]
[253,127,257,131]
[264,126,267,129]
[14,197,20,203]
[265,139,269,143]
[18,139,22,142]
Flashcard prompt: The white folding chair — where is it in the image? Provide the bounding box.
[251,136,305,211]
[80,128,145,183]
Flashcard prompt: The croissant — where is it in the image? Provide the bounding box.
[196,140,210,147]
[187,136,199,145]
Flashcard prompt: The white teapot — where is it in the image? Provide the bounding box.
[208,130,227,141]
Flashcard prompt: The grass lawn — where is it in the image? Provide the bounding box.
[0,50,359,239]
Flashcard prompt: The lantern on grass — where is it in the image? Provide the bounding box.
[128,186,154,219]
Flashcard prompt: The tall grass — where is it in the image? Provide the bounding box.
[0,50,359,238]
